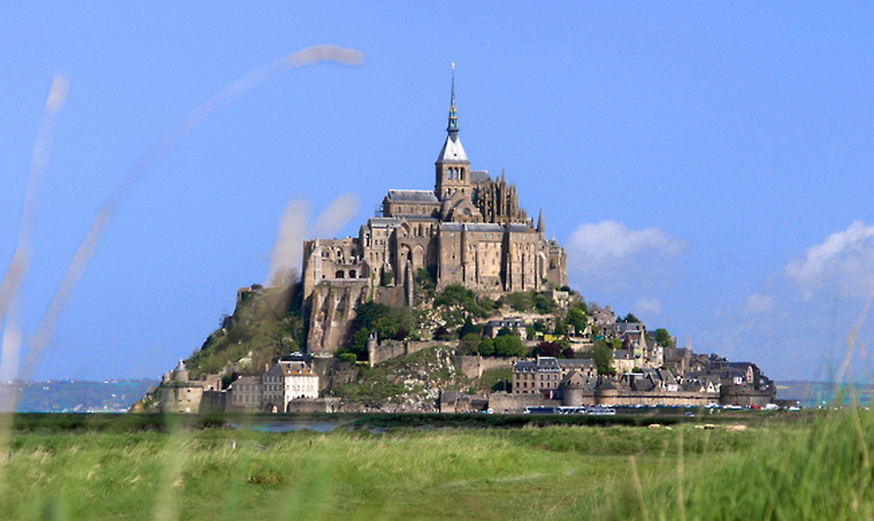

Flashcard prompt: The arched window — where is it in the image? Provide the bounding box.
[335,270,345,279]
[349,270,357,278]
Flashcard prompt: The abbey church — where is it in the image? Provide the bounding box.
[302,75,568,354]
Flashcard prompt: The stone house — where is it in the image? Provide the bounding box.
[262,360,319,413]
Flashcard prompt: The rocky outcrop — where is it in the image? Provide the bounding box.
[306,280,370,355]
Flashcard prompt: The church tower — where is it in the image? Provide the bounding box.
[435,64,472,199]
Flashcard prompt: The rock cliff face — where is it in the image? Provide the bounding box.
[306,281,370,356]
[306,283,409,355]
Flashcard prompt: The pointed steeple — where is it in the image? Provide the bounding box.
[537,209,546,234]
[435,63,470,198]
[447,62,459,136]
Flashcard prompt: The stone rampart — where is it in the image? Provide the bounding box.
[596,390,718,407]
[453,355,518,379]
[287,397,341,413]
[368,340,450,366]
[488,391,551,414]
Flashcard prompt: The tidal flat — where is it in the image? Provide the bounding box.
[0,412,870,520]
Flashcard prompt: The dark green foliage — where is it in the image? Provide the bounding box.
[433,326,453,341]
[494,335,528,357]
[499,292,533,312]
[498,291,557,314]
[532,292,557,314]
[434,284,493,318]
[655,327,673,347]
[460,333,482,355]
[186,284,305,378]
[338,353,357,363]
[567,307,588,334]
[341,328,372,361]
[478,337,495,356]
[553,316,568,336]
[413,267,437,303]
[457,318,482,338]
[586,340,615,375]
[620,312,639,323]
[348,301,416,347]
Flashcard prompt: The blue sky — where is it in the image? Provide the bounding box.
[2,4,874,381]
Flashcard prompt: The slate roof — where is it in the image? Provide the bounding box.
[385,190,439,203]
[437,134,469,163]
[368,217,401,228]
[469,170,491,183]
[507,224,534,233]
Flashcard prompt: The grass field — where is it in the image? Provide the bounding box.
[0,411,870,520]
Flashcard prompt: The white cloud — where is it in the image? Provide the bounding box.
[567,220,682,261]
[744,293,773,315]
[634,297,662,316]
[785,221,874,298]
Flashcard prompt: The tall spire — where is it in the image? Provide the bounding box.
[447,62,459,137]
[537,209,546,234]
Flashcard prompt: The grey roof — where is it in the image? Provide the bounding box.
[436,134,469,163]
[507,224,534,233]
[462,223,504,232]
[558,358,596,368]
[399,215,439,222]
[385,190,439,203]
[469,170,491,183]
[368,217,401,228]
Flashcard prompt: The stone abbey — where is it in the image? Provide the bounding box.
[302,76,567,323]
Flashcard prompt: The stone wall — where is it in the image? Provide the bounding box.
[453,355,518,379]
[488,391,552,414]
[368,340,450,366]
[721,387,775,407]
[596,390,719,407]
[287,397,341,413]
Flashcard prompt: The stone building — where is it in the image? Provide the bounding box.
[262,360,320,413]
[301,74,568,354]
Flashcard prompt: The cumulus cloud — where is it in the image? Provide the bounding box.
[634,297,663,316]
[567,220,682,261]
[785,221,874,298]
[744,293,774,315]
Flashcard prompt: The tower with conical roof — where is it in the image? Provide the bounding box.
[435,64,472,199]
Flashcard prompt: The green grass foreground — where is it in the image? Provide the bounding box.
[0,411,871,520]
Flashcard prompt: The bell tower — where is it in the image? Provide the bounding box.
[435,63,471,199]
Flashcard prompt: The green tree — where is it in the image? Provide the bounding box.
[587,340,615,375]
[494,335,528,357]
[460,332,482,354]
[567,307,588,335]
[478,337,495,356]
[622,312,640,323]
[655,328,673,347]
